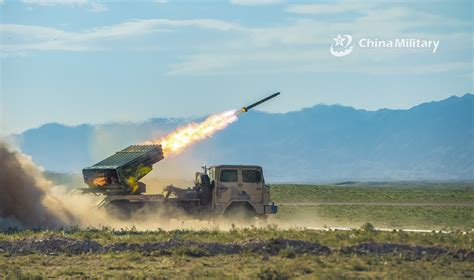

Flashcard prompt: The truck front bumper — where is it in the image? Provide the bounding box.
[264,203,278,214]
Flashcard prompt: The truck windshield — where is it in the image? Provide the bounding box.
[242,170,261,183]
[220,170,238,182]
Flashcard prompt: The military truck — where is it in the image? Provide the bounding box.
[82,144,277,219]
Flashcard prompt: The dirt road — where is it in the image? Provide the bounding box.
[278,202,474,207]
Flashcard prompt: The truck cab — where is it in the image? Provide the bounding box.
[204,165,277,217]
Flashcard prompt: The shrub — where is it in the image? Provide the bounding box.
[257,267,289,280]
[361,223,375,232]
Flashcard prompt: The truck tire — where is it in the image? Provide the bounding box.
[223,202,257,222]
[198,174,212,210]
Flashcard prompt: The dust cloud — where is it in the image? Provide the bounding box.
[0,142,77,229]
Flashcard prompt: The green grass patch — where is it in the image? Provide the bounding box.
[1,251,472,279]
[270,183,474,203]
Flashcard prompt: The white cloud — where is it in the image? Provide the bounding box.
[21,0,88,5]
[168,48,472,76]
[168,49,327,75]
[0,19,241,54]
[286,2,368,14]
[20,0,108,12]
[2,2,471,81]
[230,0,282,6]
[166,5,471,77]
[87,2,107,12]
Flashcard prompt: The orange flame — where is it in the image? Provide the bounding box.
[147,110,238,156]
[92,176,107,187]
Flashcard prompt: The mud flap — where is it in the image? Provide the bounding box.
[264,203,278,214]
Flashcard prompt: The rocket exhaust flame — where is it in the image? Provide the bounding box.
[146,92,280,157]
[93,176,108,187]
[147,110,238,156]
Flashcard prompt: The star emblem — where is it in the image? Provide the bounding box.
[333,34,346,47]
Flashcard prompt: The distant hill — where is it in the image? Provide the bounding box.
[9,94,474,182]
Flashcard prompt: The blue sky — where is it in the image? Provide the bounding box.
[0,0,472,135]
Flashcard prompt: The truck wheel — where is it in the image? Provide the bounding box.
[223,202,257,222]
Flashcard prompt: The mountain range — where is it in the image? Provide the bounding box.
[8,94,473,182]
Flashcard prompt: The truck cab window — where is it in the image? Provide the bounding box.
[220,170,238,182]
[242,170,261,183]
